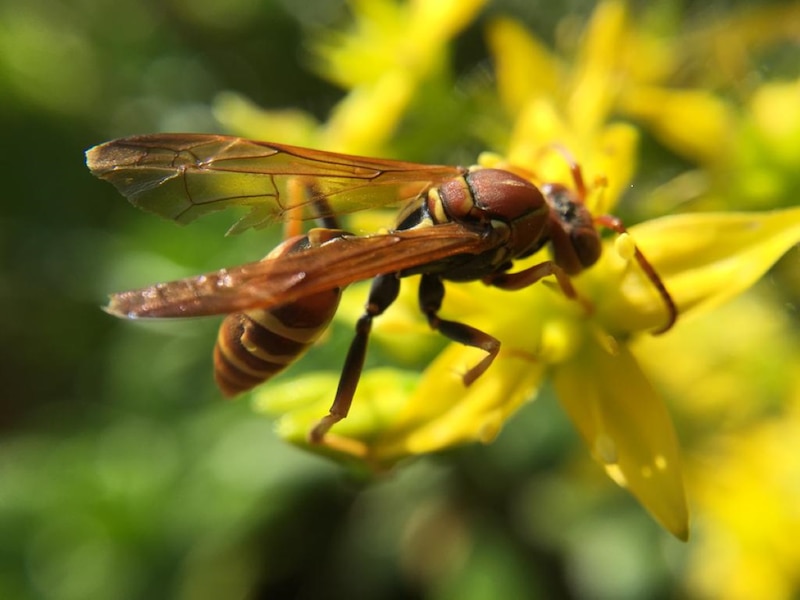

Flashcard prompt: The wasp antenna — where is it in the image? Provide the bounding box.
[537,144,588,201]
[551,144,584,190]
[594,214,677,334]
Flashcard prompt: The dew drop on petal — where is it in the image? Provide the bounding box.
[604,463,628,488]
[654,454,668,471]
[594,433,618,465]
[478,414,503,443]
[639,455,668,479]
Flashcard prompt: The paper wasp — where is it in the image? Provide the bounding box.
[87,134,676,443]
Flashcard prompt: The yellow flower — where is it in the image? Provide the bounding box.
[214,0,486,156]
[613,2,800,212]
[631,274,799,575]
[487,2,639,195]
[247,1,800,542]
[684,393,800,600]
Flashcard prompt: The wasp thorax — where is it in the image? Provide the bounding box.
[433,169,539,221]
[430,169,550,257]
[470,169,551,257]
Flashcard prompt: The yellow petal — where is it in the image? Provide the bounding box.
[212,91,320,146]
[634,292,798,427]
[315,0,484,88]
[378,345,546,458]
[567,0,629,134]
[408,0,487,49]
[505,98,570,169]
[253,369,418,463]
[684,399,800,598]
[748,78,800,166]
[589,123,639,214]
[322,72,415,155]
[618,86,734,164]
[600,207,800,332]
[313,0,407,88]
[486,17,561,116]
[552,330,689,540]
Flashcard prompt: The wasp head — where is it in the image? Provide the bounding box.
[542,183,602,275]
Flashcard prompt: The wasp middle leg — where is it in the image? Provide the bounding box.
[308,273,401,443]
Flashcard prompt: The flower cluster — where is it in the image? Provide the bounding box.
[214,0,800,552]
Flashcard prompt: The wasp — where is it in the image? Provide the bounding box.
[87,134,676,443]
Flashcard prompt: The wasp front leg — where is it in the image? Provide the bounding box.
[483,262,593,314]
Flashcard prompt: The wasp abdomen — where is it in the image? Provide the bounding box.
[214,286,342,397]
[212,230,344,398]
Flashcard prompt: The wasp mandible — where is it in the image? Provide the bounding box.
[87,134,676,443]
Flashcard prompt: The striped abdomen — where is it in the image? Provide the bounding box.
[213,234,342,397]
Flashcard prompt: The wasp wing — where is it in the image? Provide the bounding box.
[106,223,497,319]
[87,134,463,233]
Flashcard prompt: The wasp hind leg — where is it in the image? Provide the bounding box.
[308,273,401,444]
[419,274,500,386]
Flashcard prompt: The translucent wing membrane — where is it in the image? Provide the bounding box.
[106,222,496,318]
[86,134,464,233]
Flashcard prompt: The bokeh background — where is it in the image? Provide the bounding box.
[1,0,799,598]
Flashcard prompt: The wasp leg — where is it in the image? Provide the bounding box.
[308,273,401,443]
[593,214,677,333]
[419,274,500,386]
[483,261,593,313]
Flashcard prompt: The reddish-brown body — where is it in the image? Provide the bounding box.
[214,262,342,396]
[87,133,676,443]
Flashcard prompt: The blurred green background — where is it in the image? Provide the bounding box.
[1,0,798,599]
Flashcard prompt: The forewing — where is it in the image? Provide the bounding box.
[106,223,496,318]
[87,134,463,233]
